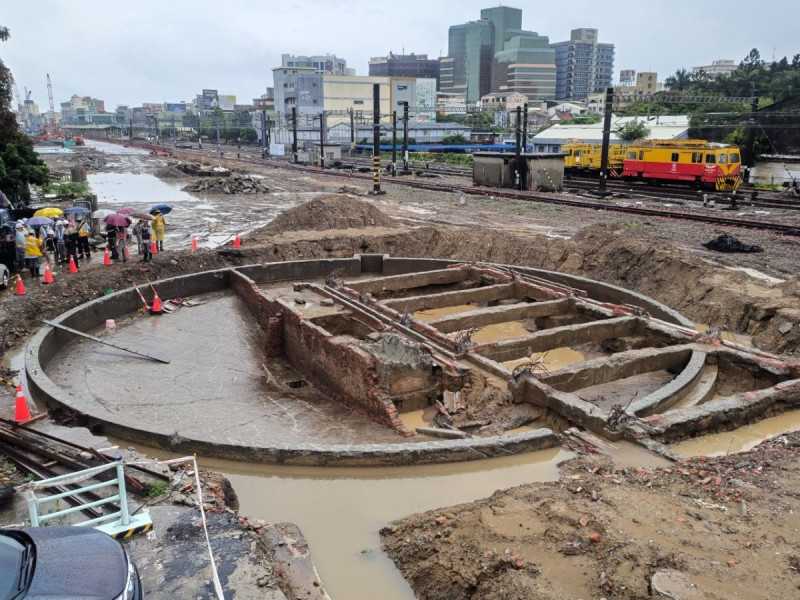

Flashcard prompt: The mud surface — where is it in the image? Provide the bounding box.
[4,144,800,599]
[381,432,800,600]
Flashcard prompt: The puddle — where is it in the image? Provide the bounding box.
[192,447,571,600]
[693,323,753,348]
[672,409,800,457]
[414,304,475,321]
[470,321,529,343]
[88,172,282,249]
[502,347,585,372]
[724,266,786,285]
[398,409,428,431]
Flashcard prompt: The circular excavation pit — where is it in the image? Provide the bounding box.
[25,255,800,465]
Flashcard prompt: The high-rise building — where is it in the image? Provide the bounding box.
[280,53,353,76]
[443,18,494,102]
[551,28,615,101]
[493,30,556,100]
[442,6,556,103]
[369,53,440,85]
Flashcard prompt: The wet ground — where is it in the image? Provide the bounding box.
[45,291,416,446]
[164,446,570,600]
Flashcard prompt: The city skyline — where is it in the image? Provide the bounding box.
[3,0,798,109]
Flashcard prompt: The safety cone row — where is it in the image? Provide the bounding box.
[233,232,241,248]
[15,274,26,296]
[103,248,112,265]
[191,235,197,252]
[14,385,31,423]
[68,255,78,274]
[150,291,163,315]
[42,262,54,284]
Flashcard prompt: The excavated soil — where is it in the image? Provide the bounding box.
[381,433,800,600]
[5,153,800,600]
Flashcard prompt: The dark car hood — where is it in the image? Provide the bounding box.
[22,526,127,599]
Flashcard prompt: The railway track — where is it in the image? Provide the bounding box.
[0,417,169,517]
[100,140,800,237]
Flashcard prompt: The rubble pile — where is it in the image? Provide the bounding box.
[182,174,270,194]
[176,162,230,177]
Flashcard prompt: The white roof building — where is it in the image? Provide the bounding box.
[531,115,690,150]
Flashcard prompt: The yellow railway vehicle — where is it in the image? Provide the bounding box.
[563,142,626,176]
[622,139,741,191]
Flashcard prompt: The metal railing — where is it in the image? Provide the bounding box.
[20,461,152,536]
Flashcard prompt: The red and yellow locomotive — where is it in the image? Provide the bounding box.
[622,139,741,191]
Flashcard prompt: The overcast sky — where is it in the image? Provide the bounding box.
[2,0,798,109]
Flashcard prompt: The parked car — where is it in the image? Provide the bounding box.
[0,526,143,599]
[0,262,8,290]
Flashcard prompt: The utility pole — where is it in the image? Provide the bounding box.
[318,111,326,168]
[214,114,220,152]
[515,106,522,190]
[291,107,298,163]
[598,87,614,196]
[171,115,176,146]
[349,108,355,156]
[402,102,409,173]
[744,92,759,183]
[391,110,397,177]
[371,83,383,194]
[522,103,529,152]
[154,115,159,143]
[129,118,133,141]
[260,110,267,158]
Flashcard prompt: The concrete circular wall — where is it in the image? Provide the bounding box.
[25,256,701,466]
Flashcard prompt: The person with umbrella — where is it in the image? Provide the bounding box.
[54,220,67,263]
[151,209,166,252]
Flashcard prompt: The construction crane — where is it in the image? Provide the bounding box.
[13,82,23,113]
[46,73,57,134]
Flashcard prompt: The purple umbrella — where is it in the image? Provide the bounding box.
[26,216,54,226]
[117,207,135,215]
[104,213,132,226]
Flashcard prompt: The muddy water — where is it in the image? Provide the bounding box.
[88,172,284,249]
[693,323,753,348]
[502,347,585,372]
[414,304,475,321]
[194,448,571,600]
[672,409,800,457]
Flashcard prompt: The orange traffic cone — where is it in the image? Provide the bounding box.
[124,246,130,261]
[150,292,163,315]
[68,255,78,274]
[150,239,158,255]
[191,235,197,251]
[43,262,54,284]
[14,385,31,423]
[233,232,241,248]
[14,274,26,296]
[103,248,111,265]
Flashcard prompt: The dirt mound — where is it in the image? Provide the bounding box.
[262,195,398,234]
[154,165,187,178]
[182,174,269,194]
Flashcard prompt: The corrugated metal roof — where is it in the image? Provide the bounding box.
[533,115,690,143]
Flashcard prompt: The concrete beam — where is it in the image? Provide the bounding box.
[543,345,695,394]
[382,283,517,313]
[474,316,638,363]
[346,266,469,293]
[430,298,574,334]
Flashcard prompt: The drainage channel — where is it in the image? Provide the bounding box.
[142,445,571,600]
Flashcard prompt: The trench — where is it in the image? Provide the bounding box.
[145,445,570,600]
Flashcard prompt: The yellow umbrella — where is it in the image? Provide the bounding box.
[33,207,64,218]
